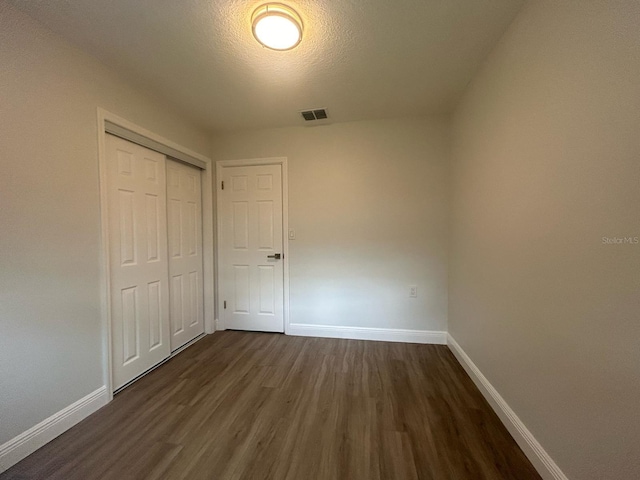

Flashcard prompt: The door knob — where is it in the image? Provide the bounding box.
[267,253,282,259]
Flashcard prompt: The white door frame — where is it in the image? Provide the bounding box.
[97,108,215,400]
[215,158,290,334]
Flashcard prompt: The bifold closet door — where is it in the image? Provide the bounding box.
[106,134,171,390]
[166,160,204,351]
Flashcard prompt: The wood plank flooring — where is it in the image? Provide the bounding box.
[2,332,541,480]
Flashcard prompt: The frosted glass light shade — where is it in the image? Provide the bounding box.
[252,4,303,51]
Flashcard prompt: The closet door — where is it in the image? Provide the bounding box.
[106,134,171,390]
[167,160,204,351]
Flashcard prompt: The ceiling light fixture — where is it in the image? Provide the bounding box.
[251,3,303,51]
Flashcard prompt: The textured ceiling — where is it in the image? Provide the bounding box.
[10,0,524,132]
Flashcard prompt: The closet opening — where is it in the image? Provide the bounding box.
[97,110,214,397]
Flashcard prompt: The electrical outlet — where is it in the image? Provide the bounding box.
[409,285,418,298]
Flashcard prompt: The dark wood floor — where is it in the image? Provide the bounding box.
[2,332,540,480]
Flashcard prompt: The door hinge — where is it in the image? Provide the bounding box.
[223,300,227,309]
[221,181,224,190]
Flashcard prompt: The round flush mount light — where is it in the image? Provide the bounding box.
[252,3,303,51]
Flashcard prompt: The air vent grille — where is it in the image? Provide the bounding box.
[313,109,327,120]
[301,111,316,121]
[300,108,328,121]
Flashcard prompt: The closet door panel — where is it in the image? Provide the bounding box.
[167,160,204,351]
[107,134,171,390]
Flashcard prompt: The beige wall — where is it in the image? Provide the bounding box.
[450,1,640,479]
[212,117,449,333]
[0,3,210,444]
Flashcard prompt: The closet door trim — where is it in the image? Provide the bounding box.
[105,120,206,170]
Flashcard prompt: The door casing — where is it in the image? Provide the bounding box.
[215,158,290,334]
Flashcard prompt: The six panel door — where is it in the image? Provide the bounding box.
[220,164,284,332]
[106,134,171,390]
[167,159,205,351]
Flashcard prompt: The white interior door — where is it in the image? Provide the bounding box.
[220,164,284,332]
[167,159,204,351]
[106,134,171,390]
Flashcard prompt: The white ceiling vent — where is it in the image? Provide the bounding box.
[300,108,329,125]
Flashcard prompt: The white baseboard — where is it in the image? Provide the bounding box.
[447,335,568,480]
[0,386,108,473]
[288,323,447,345]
